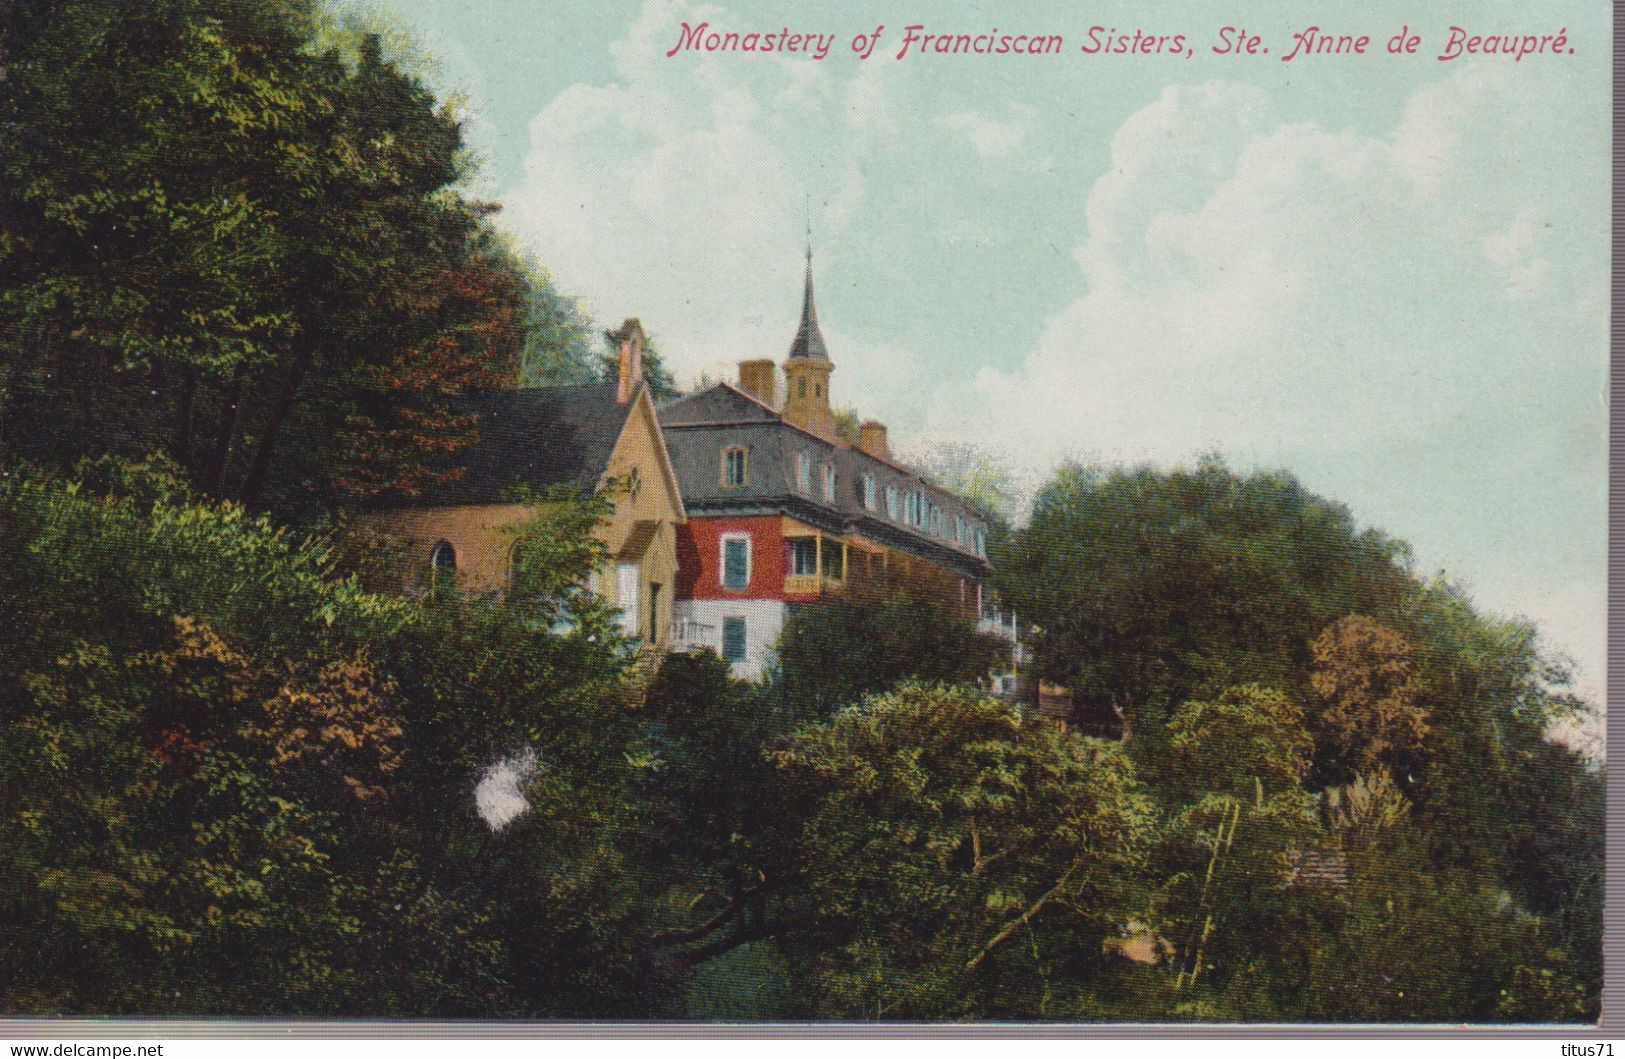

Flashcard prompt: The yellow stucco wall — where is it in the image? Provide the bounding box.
[357,388,685,650]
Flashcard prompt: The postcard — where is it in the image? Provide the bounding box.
[0,0,1608,1029]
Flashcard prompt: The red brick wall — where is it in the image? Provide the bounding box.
[676,516,787,600]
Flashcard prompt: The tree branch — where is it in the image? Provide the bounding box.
[965,868,1077,973]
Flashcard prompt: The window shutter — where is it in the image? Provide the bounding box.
[722,617,747,662]
[722,538,749,589]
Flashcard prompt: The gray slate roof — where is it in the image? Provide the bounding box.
[658,384,989,576]
[409,383,628,506]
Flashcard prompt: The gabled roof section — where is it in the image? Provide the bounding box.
[658,381,782,425]
[413,383,629,505]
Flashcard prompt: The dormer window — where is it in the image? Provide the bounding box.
[797,451,812,492]
[885,485,899,520]
[722,446,748,488]
[862,474,877,510]
[822,464,836,502]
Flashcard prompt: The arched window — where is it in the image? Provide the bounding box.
[430,540,457,591]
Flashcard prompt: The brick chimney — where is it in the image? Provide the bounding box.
[610,318,645,405]
[858,420,888,459]
[737,358,777,407]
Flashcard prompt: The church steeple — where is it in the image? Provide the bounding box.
[781,229,835,437]
[788,242,829,362]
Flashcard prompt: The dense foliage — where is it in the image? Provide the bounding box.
[768,597,1005,719]
[0,460,654,1014]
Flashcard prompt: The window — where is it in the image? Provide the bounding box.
[721,617,747,663]
[862,474,876,510]
[430,540,456,591]
[798,378,807,399]
[797,451,812,492]
[973,526,987,558]
[721,446,748,488]
[956,516,966,547]
[615,562,640,637]
[821,541,844,580]
[885,484,899,520]
[721,534,751,590]
[788,537,817,576]
[822,464,836,502]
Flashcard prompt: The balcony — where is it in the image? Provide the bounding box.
[784,534,845,597]
[783,572,844,596]
[977,611,1021,643]
[671,618,720,652]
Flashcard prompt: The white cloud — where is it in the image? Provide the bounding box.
[499,0,885,386]
[919,71,1607,700]
[1481,207,1551,299]
[939,103,1039,160]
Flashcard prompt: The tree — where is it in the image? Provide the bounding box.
[0,2,528,518]
[1152,686,1322,1001]
[635,651,797,1009]
[598,328,680,402]
[1308,615,1428,783]
[518,264,600,388]
[0,458,422,1012]
[771,685,1157,1019]
[768,597,1005,720]
[0,458,660,1015]
[998,458,1414,735]
[907,441,1020,530]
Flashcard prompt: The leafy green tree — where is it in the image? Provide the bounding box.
[0,459,659,1015]
[0,2,527,518]
[599,328,680,401]
[769,598,1005,719]
[518,263,601,388]
[1152,686,1322,1001]
[771,685,1157,1019]
[636,651,797,1007]
[0,458,417,1012]
[998,458,1413,733]
[1301,826,1583,1023]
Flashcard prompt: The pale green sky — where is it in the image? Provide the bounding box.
[365,0,1610,704]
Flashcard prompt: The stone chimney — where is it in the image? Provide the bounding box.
[858,420,888,459]
[610,318,645,405]
[738,358,777,407]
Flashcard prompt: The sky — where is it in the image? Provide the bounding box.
[359,0,1610,709]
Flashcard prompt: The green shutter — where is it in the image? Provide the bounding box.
[722,617,747,662]
[723,538,749,589]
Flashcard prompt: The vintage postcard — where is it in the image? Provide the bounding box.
[0,0,1609,1031]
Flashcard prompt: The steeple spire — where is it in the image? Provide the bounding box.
[788,214,829,362]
